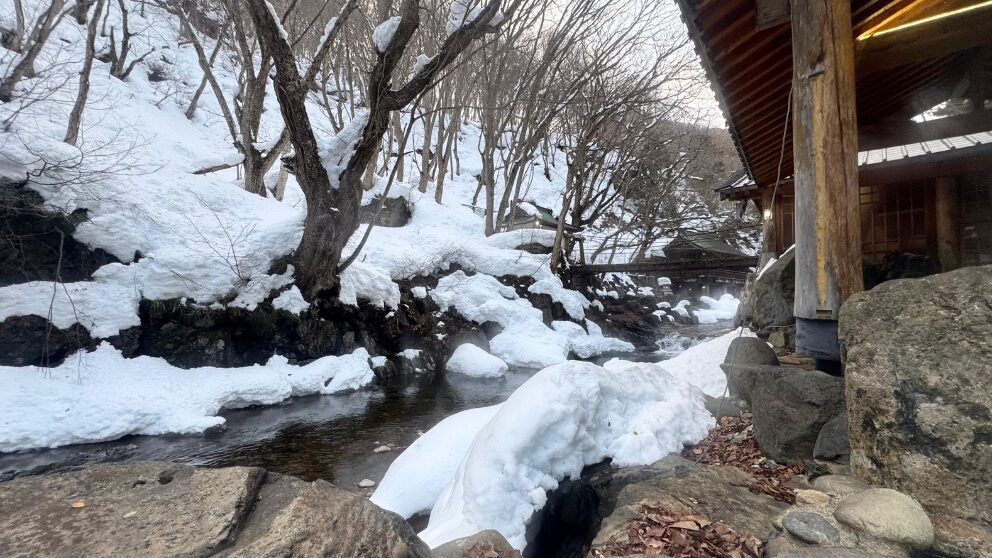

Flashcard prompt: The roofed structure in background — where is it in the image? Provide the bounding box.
[677,0,992,361]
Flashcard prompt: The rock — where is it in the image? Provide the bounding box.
[723,364,844,463]
[358,478,376,488]
[782,511,841,545]
[703,395,747,420]
[931,514,992,558]
[813,411,850,461]
[811,475,869,498]
[795,489,831,506]
[373,445,392,453]
[360,195,411,227]
[774,550,881,558]
[724,336,780,367]
[833,488,934,550]
[0,462,263,557]
[839,266,992,537]
[432,530,516,558]
[0,462,433,558]
[736,247,795,335]
[592,458,789,549]
[224,473,430,558]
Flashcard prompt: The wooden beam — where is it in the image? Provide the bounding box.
[756,0,790,30]
[935,176,960,271]
[856,3,992,75]
[859,109,992,151]
[858,142,992,184]
[790,0,862,322]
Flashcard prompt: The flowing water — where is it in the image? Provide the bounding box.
[0,321,735,489]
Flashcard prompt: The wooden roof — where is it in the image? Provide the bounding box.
[677,0,992,189]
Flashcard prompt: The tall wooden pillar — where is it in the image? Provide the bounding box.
[935,176,960,271]
[790,0,862,360]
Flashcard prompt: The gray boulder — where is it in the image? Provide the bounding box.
[722,364,844,463]
[736,248,795,335]
[813,411,850,461]
[724,336,780,367]
[0,462,431,558]
[833,488,934,550]
[839,265,992,543]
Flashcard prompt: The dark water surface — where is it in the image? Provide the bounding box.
[0,322,733,489]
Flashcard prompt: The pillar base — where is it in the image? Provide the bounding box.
[795,317,841,362]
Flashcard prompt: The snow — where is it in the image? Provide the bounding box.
[373,16,402,53]
[673,299,691,318]
[411,286,428,299]
[692,293,740,324]
[339,260,401,309]
[551,320,634,359]
[272,286,309,314]
[446,344,508,378]
[0,344,376,452]
[372,404,502,518]
[485,229,556,249]
[648,328,755,397]
[415,360,713,549]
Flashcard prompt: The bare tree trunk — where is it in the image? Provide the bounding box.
[0,0,65,102]
[185,21,230,120]
[273,163,289,201]
[72,0,96,24]
[64,0,105,145]
[1,0,26,52]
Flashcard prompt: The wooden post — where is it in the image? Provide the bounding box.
[935,176,960,271]
[790,0,862,358]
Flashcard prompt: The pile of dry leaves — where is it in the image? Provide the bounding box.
[681,415,802,504]
[463,542,522,558]
[588,502,763,558]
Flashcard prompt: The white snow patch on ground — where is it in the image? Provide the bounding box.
[485,229,556,249]
[692,294,740,324]
[272,286,309,314]
[0,344,376,452]
[551,320,634,359]
[416,361,713,549]
[446,344,508,378]
[371,404,502,518]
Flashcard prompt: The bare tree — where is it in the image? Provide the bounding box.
[247,0,507,298]
[0,0,67,103]
[1,0,27,52]
[65,0,108,145]
[104,0,159,81]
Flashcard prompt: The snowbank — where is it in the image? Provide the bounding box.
[416,361,713,549]
[446,344,508,378]
[632,327,755,397]
[371,404,503,518]
[0,344,376,452]
[692,293,740,324]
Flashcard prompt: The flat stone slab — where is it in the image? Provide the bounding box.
[0,462,264,558]
[592,459,789,548]
[782,511,841,545]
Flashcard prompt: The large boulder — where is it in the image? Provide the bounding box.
[591,456,789,550]
[736,248,795,335]
[813,410,850,461]
[722,364,844,463]
[839,265,992,554]
[0,462,432,558]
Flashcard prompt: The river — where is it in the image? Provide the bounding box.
[0,322,733,488]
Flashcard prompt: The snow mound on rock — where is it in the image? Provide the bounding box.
[446,344,508,378]
[416,360,713,549]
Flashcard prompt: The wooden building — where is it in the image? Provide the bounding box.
[676,0,992,360]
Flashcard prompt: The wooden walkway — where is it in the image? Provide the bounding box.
[569,256,758,283]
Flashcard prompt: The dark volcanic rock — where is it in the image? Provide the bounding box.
[359,195,412,227]
[0,179,120,287]
[0,314,94,366]
[722,364,844,463]
[736,248,795,335]
[839,265,992,549]
[813,411,850,461]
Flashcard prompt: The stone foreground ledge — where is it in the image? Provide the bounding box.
[0,461,431,558]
